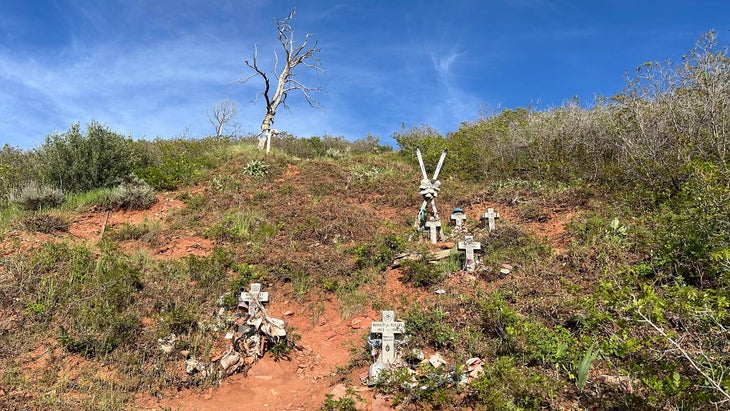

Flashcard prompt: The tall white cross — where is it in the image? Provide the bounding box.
[239,283,269,317]
[481,208,500,232]
[425,218,442,244]
[457,235,482,272]
[370,311,406,365]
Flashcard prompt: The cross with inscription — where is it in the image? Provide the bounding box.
[450,208,466,230]
[425,218,443,244]
[457,235,482,272]
[239,283,269,317]
[480,208,500,232]
[370,311,406,365]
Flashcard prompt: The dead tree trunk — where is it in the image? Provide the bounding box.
[240,9,323,155]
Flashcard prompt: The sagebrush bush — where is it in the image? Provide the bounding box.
[9,180,65,210]
[106,176,157,210]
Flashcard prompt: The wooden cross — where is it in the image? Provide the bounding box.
[239,283,269,317]
[450,209,466,230]
[370,311,406,365]
[457,235,482,272]
[481,208,500,232]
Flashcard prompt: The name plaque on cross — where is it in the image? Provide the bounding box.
[370,311,406,365]
[240,283,269,316]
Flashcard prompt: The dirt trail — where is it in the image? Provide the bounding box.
[139,298,377,411]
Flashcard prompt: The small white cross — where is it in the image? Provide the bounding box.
[481,208,500,232]
[425,218,443,244]
[239,283,269,317]
[457,236,482,272]
[450,209,466,230]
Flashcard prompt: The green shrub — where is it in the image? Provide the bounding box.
[400,259,443,287]
[352,232,405,270]
[38,121,135,193]
[105,176,157,210]
[9,181,65,210]
[405,305,457,350]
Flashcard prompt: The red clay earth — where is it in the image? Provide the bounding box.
[7,190,578,410]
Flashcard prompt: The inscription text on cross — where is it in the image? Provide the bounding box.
[370,311,406,365]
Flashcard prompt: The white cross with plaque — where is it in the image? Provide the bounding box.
[425,218,442,244]
[370,311,405,365]
[481,208,500,232]
[450,209,466,230]
[457,235,482,272]
[239,283,269,316]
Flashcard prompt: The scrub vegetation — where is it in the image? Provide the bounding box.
[0,31,728,410]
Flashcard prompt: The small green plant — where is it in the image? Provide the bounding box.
[105,218,162,243]
[9,181,65,210]
[573,344,599,392]
[243,159,269,177]
[320,387,365,411]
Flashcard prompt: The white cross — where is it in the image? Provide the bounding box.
[450,209,466,230]
[481,208,500,232]
[457,236,482,272]
[425,218,442,244]
[239,283,269,317]
[370,311,406,365]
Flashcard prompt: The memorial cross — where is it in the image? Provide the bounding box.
[370,311,406,365]
[457,235,482,272]
[240,283,269,317]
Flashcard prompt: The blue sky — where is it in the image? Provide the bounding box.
[1,0,728,149]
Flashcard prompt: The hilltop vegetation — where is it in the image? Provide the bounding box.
[0,31,728,410]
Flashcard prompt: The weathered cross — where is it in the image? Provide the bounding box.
[450,208,466,230]
[425,218,443,244]
[370,311,406,365]
[457,235,482,272]
[481,208,500,232]
[239,283,269,317]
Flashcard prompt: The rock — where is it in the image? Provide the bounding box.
[429,353,447,368]
[220,352,241,370]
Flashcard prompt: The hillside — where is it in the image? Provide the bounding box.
[1,32,729,411]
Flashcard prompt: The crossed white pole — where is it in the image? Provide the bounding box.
[417,147,447,222]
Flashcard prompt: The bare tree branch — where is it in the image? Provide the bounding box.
[238,8,324,154]
[637,310,730,405]
[208,99,239,137]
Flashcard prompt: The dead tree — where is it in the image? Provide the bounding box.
[240,8,324,154]
[208,99,239,137]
